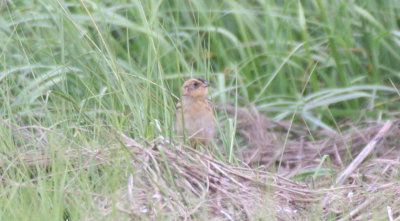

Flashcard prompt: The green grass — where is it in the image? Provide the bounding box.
[1,0,399,220]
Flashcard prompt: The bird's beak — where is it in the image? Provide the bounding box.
[204,81,210,87]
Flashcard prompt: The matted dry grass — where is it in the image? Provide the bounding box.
[1,111,399,220]
[114,105,399,220]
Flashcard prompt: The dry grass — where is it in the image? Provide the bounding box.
[1,111,399,220]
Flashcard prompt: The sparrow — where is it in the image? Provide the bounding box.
[175,77,215,146]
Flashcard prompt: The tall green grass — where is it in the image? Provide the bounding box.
[1,0,399,219]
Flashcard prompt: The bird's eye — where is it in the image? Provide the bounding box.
[193,82,199,87]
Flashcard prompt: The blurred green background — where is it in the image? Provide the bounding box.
[1,0,399,136]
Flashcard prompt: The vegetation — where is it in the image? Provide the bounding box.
[1,0,399,220]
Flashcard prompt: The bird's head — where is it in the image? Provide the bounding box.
[181,77,210,98]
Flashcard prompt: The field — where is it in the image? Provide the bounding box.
[1,0,399,220]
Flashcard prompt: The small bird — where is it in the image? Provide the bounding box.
[175,77,215,147]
